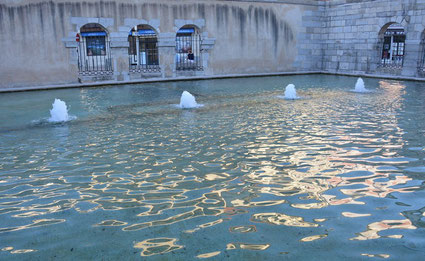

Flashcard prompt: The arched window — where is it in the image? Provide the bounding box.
[176,26,202,71]
[128,25,159,72]
[78,23,112,75]
[380,23,405,68]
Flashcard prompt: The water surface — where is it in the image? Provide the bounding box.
[1,75,425,259]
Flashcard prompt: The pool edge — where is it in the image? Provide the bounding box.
[0,71,424,93]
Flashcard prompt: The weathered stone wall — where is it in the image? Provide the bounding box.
[295,1,326,71]
[0,0,321,88]
[321,0,425,77]
[1,0,424,89]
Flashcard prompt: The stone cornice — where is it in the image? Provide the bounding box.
[0,0,322,7]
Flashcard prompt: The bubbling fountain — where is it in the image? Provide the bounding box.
[179,91,202,109]
[353,77,368,93]
[48,99,70,122]
[284,84,299,99]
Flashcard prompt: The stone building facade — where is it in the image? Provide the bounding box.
[320,0,425,78]
[0,0,424,89]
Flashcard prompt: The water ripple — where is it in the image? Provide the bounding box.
[0,76,424,259]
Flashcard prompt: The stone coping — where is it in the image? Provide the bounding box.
[0,71,424,93]
[2,0,322,7]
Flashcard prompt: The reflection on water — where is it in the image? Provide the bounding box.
[134,238,183,256]
[300,234,328,242]
[351,218,416,241]
[226,243,270,251]
[196,251,221,258]
[0,75,425,259]
[361,253,390,259]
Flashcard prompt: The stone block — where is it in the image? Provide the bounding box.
[344,27,352,33]
[303,21,322,27]
[118,26,132,33]
[70,17,89,25]
[312,34,322,40]
[111,32,128,38]
[67,31,78,37]
[124,18,147,27]
[415,24,424,32]
[346,9,358,15]
[337,10,346,16]
[150,20,160,30]
[334,27,343,33]
[64,40,78,48]
[202,38,216,46]
[99,18,114,28]
[298,49,311,56]
[340,62,349,70]
[344,33,355,39]
[339,55,351,63]
[312,49,322,56]
[194,19,206,28]
[303,10,314,16]
[158,32,175,38]
[346,19,356,26]
[157,40,175,48]
[314,28,322,34]
[110,40,129,48]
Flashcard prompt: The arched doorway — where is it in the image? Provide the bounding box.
[380,23,406,69]
[176,25,202,71]
[128,25,159,72]
[78,23,112,75]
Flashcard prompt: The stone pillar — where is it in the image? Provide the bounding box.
[62,33,80,76]
[158,33,177,78]
[110,30,130,82]
[200,33,216,75]
[402,39,421,77]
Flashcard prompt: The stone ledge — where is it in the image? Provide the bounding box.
[3,70,424,93]
[0,71,321,93]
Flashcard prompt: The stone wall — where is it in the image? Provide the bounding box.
[0,0,321,88]
[321,0,425,77]
[1,0,424,89]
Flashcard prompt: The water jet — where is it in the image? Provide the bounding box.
[48,99,71,122]
[179,91,202,108]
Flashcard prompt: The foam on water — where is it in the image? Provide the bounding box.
[278,84,300,99]
[352,77,370,93]
[285,84,298,99]
[48,99,74,122]
[178,91,202,108]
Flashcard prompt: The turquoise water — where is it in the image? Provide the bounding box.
[1,75,425,260]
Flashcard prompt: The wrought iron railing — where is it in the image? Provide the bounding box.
[379,56,404,69]
[77,36,113,76]
[175,35,203,71]
[419,47,425,77]
[128,36,160,73]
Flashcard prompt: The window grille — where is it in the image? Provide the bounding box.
[77,24,113,76]
[419,36,425,76]
[128,28,160,73]
[176,31,202,71]
[380,28,405,69]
